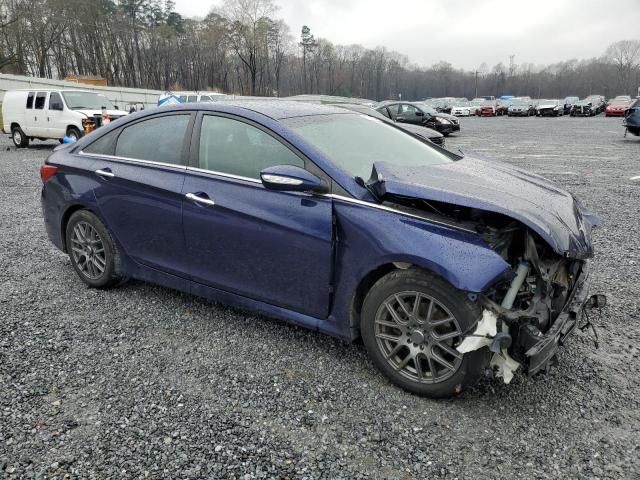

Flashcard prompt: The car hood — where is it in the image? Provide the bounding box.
[75,109,126,117]
[397,123,443,138]
[368,158,598,258]
[435,112,458,121]
[537,103,559,109]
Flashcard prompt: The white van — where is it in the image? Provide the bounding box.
[2,89,126,148]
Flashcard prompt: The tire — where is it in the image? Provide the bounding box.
[360,269,490,398]
[65,210,126,289]
[66,126,82,142]
[11,125,29,148]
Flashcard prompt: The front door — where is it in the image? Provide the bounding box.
[46,91,66,138]
[396,104,424,125]
[182,113,334,318]
[87,112,194,275]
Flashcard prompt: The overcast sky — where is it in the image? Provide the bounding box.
[172,0,640,70]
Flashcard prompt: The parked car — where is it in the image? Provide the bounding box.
[377,101,460,135]
[562,96,579,115]
[605,96,632,117]
[40,101,603,398]
[508,98,536,116]
[478,100,508,116]
[570,95,605,116]
[2,89,126,148]
[469,98,486,115]
[335,103,445,146]
[450,100,472,117]
[536,99,564,117]
[623,98,640,136]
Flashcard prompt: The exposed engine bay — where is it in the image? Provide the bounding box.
[382,195,601,382]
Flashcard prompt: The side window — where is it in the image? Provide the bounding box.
[400,104,418,115]
[34,92,47,109]
[49,92,63,111]
[115,114,190,165]
[187,95,198,103]
[26,92,35,109]
[198,115,304,179]
[386,104,400,116]
[83,128,120,156]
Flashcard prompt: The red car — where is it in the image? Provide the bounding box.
[606,97,632,117]
[479,101,508,117]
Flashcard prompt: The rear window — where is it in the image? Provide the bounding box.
[34,92,46,109]
[83,129,120,156]
[115,114,190,165]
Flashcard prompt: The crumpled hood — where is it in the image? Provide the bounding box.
[369,158,598,258]
[537,103,559,109]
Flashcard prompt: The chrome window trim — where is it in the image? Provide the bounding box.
[186,166,262,184]
[325,194,476,234]
[78,151,187,171]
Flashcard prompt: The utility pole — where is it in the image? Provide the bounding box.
[474,71,479,98]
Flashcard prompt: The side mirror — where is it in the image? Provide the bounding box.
[260,165,325,193]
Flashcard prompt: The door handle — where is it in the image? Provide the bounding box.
[95,168,115,178]
[185,192,215,207]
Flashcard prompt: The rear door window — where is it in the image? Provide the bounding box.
[26,92,35,109]
[115,114,191,165]
[34,92,47,109]
[198,115,304,179]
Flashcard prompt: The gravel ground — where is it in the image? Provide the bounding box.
[1,116,639,479]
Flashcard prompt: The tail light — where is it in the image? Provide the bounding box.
[40,165,58,183]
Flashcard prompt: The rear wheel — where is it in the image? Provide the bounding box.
[65,210,126,288]
[11,125,29,148]
[361,269,490,398]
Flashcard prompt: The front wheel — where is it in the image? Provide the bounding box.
[66,126,82,142]
[361,269,490,398]
[65,210,126,288]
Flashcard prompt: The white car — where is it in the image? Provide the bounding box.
[2,89,126,148]
[451,101,472,117]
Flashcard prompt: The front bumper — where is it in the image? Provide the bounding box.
[523,262,591,375]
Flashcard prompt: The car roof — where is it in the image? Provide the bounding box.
[160,99,351,120]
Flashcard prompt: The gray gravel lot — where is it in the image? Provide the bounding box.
[1,116,639,479]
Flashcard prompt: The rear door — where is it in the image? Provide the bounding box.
[24,92,48,137]
[84,112,194,275]
[181,113,334,318]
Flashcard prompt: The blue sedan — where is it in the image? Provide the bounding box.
[40,101,602,397]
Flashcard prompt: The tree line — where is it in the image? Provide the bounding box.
[1,0,639,101]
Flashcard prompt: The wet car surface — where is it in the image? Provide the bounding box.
[1,114,639,478]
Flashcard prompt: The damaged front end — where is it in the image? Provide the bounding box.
[366,159,605,383]
[472,229,596,382]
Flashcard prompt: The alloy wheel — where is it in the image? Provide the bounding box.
[70,221,107,280]
[374,291,463,384]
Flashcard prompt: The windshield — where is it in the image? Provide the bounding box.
[454,100,470,107]
[62,91,114,110]
[283,114,454,180]
[416,103,437,114]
